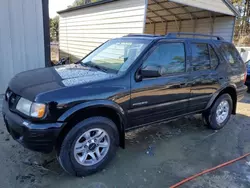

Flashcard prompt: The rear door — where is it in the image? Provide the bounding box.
[188,41,220,112]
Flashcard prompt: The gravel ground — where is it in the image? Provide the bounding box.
[1,94,250,188]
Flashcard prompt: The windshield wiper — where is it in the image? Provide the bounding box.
[82,62,108,73]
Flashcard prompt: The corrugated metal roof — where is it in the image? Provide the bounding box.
[170,0,238,16]
[57,0,118,14]
[146,0,238,24]
[57,0,239,23]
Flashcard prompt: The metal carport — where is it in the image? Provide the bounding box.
[144,0,239,41]
[58,0,239,62]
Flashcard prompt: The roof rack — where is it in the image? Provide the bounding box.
[166,32,224,41]
[125,34,162,37]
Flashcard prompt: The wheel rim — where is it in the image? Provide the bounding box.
[73,128,110,166]
[216,100,229,124]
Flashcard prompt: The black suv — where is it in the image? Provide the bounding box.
[2,33,247,177]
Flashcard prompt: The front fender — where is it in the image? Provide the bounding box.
[58,100,126,123]
[57,100,127,148]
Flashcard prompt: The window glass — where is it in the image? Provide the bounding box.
[143,43,185,75]
[209,45,219,69]
[191,43,209,62]
[191,43,210,71]
[82,39,150,73]
[221,43,240,66]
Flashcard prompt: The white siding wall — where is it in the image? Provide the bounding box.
[59,0,146,62]
[236,47,250,62]
[0,0,45,94]
[145,16,235,41]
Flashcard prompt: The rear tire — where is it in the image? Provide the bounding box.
[57,116,118,177]
[203,94,233,130]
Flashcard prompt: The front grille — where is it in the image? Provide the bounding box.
[5,88,12,101]
[9,93,18,110]
[5,89,20,110]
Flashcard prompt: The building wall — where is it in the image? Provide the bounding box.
[0,0,45,94]
[236,47,250,62]
[145,16,235,42]
[59,0,146,62]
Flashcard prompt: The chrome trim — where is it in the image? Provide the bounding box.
[189,95,212,101]
[128,95,210,114]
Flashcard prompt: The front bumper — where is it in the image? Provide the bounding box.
[2,99,63,153]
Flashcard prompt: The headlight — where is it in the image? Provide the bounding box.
[16,98,32,116]
[16,98,46,118]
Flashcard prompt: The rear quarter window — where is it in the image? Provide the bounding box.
[221,43,243,67]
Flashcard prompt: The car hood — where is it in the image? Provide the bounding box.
[9,64,117,100]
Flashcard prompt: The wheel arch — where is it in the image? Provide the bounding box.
[206,86,237,114]
[56,100,127,151]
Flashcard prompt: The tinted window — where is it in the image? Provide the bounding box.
[143,43,185,75]
[209,45,219,69]
[222,43,241,67]
[191,43,210,71]
[191,43,209,62]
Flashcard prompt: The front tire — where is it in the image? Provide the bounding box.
[203,94,233,130]
[57,117,118,177]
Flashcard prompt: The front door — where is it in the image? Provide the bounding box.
[128,40,191,128]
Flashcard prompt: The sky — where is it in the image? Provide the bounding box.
[49,0,75,18]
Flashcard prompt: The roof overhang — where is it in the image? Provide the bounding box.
[170,0,239,16]
[223,0,240,16]
[146,0,239,24]
[57,0,119,14]
[57,0,239,19]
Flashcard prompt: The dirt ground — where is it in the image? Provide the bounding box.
[1,93,250,188]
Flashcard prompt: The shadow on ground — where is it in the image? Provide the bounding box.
[1,95,250,188]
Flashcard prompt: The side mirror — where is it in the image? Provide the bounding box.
[140,65,166,78]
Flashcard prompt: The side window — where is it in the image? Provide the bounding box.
[222,43,241,67]
[209,45,219,69]
[143,43,185,75]
[191,43,210,71]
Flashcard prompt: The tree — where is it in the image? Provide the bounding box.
[230,0,250,45]
[50,16,59,42]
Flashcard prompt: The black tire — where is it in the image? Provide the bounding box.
[57,116,119,177]
[203,94,233,130]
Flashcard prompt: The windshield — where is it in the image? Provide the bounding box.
[81,38,151,73]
